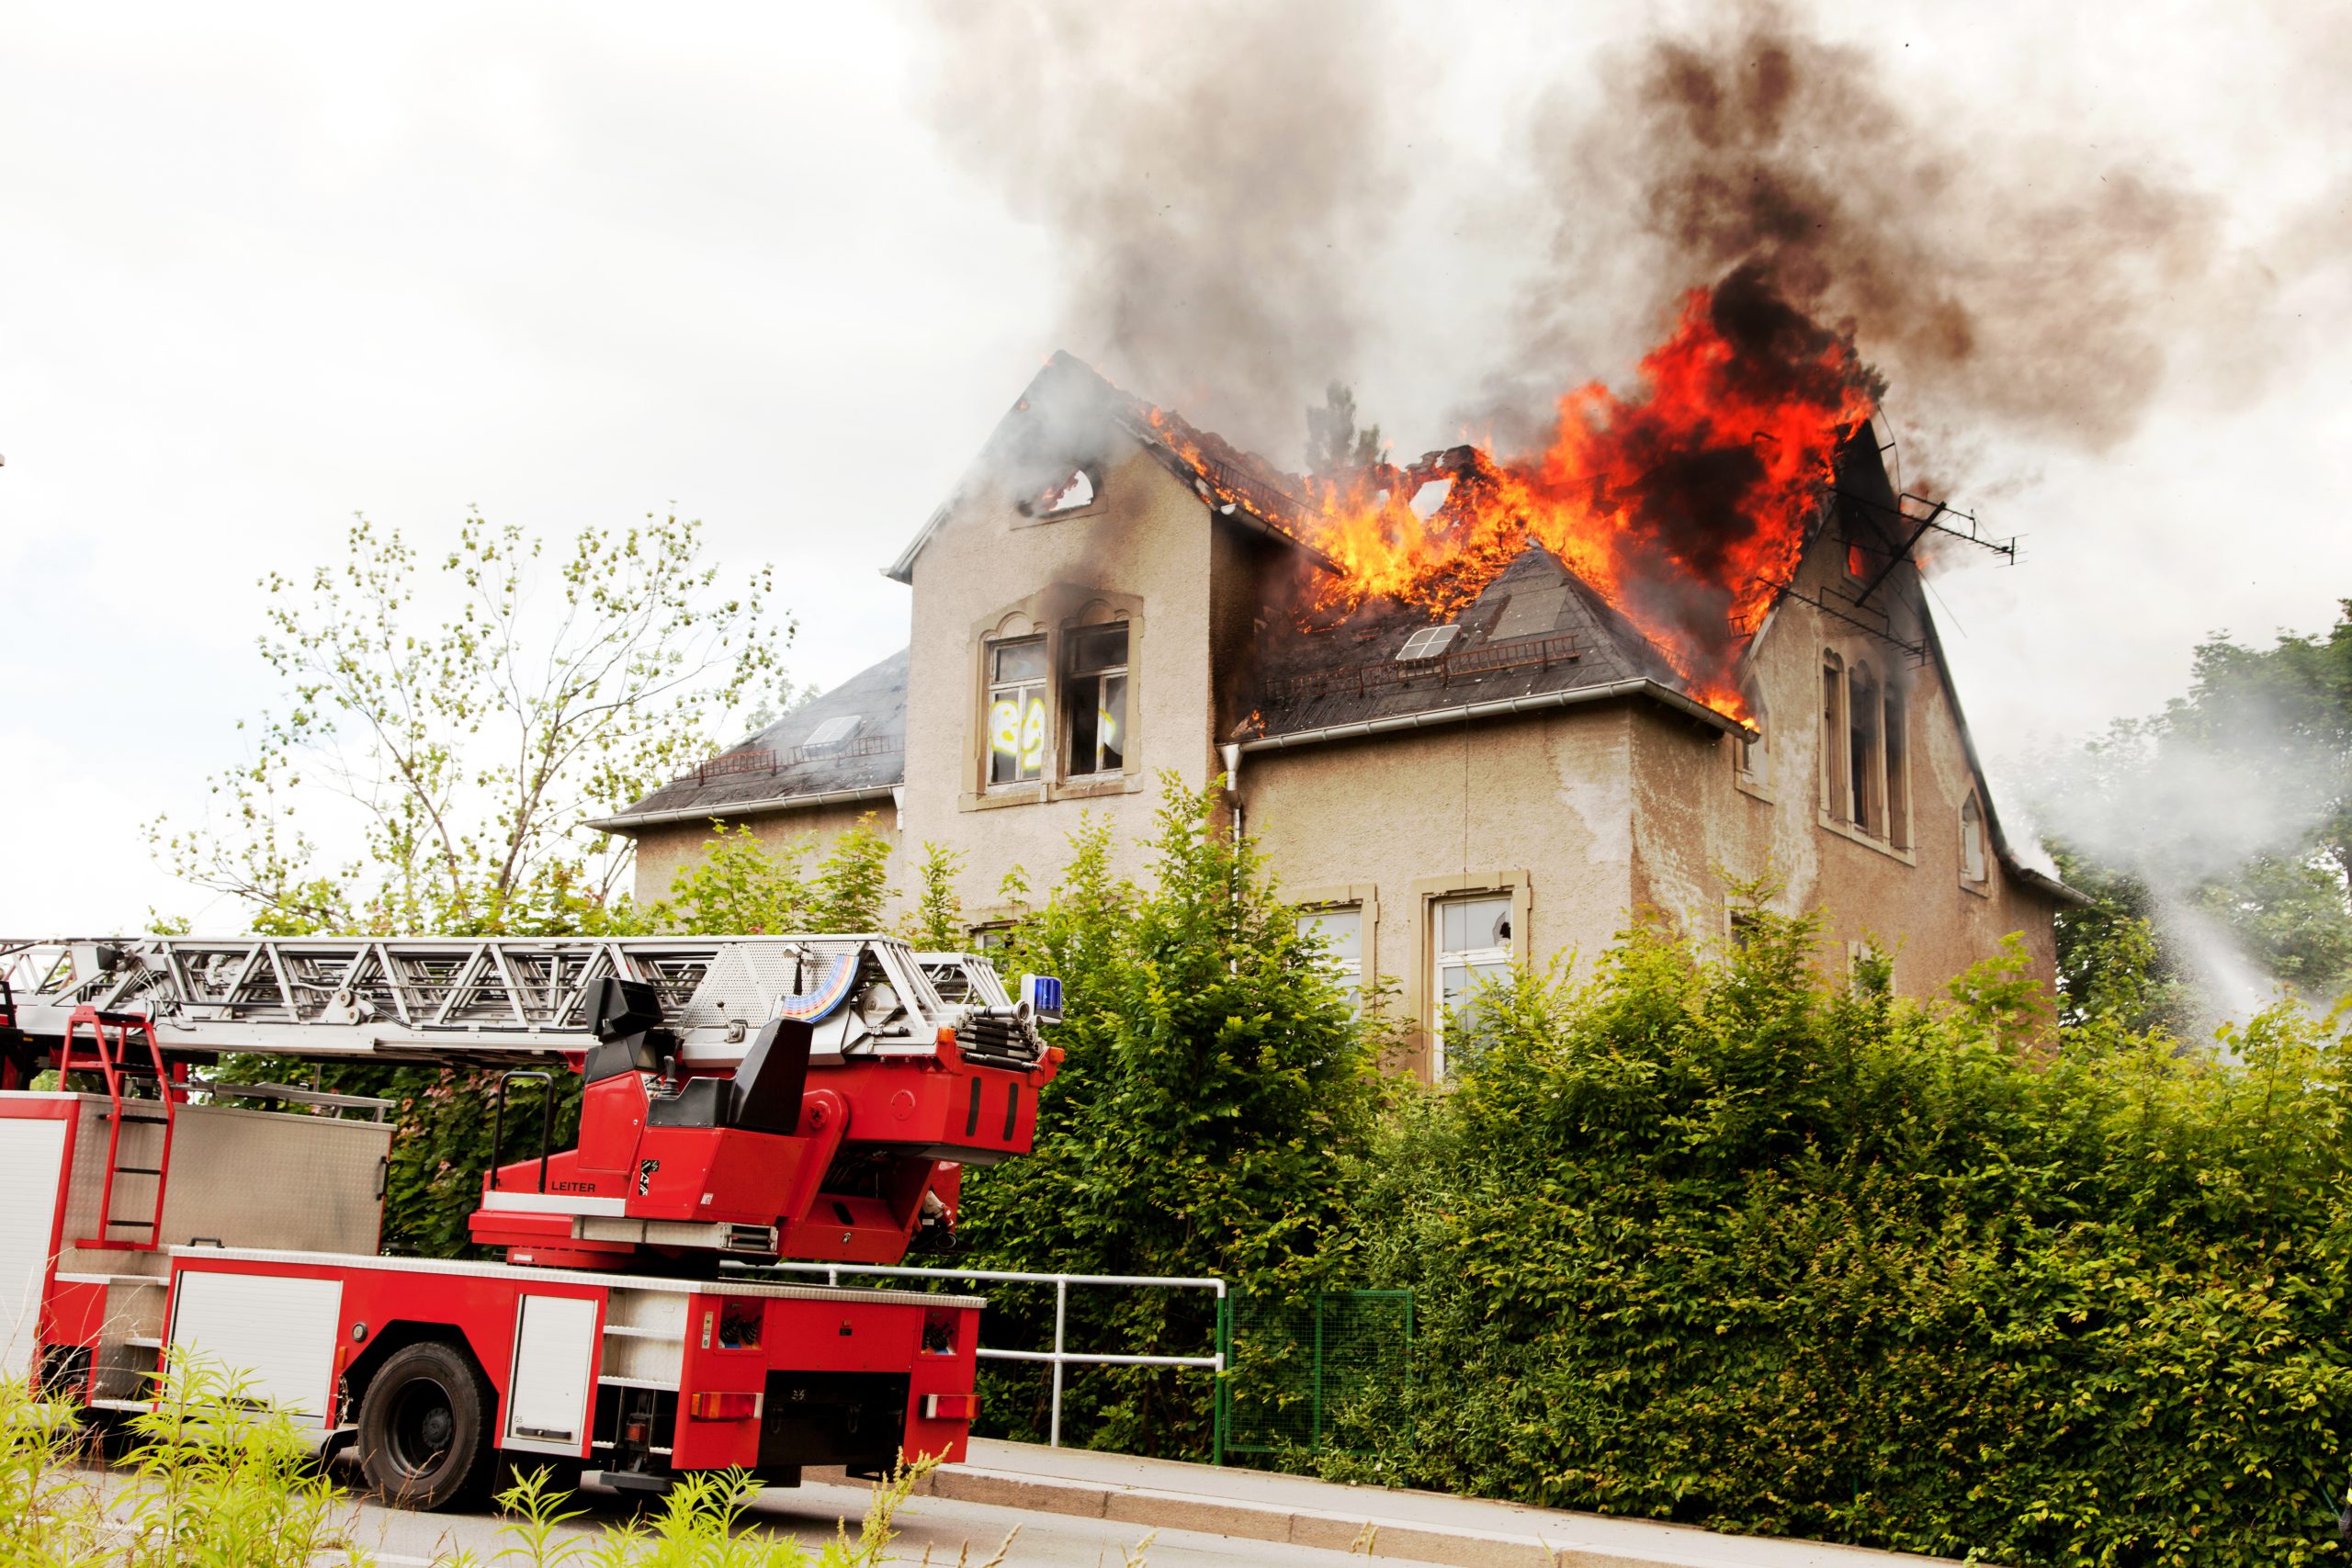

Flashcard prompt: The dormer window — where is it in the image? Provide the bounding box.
[805,715,860,750]
[1397,625,1460,661]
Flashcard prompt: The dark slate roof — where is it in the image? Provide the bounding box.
[1244,546,1729,745]
[593,649,909,829]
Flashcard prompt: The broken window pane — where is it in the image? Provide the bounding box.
[1037,468,1096,513]
[1066,624,1129,777]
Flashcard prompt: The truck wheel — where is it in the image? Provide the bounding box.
[356,1341,495,1510]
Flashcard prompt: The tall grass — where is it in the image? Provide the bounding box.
[0,1359,965,1566]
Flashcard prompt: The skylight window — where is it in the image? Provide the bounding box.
[805,715,860,748]
[1396,625,1461,661]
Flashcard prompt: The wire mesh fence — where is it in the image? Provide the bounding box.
[1216,1289,1412,1461]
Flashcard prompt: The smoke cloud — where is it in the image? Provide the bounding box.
[913,0,1407,450]
[919,0,2335,491]
[1499,2,2296,475]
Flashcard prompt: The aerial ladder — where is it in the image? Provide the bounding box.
[0,934,1062,1508]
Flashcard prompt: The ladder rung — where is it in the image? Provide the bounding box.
[104,1220,157,1230]
[111,1166,164,1176]
[116,1113,171,1124]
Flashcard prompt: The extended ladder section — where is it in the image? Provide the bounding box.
[55,1007,182,1251]
[0,935,1051,1070]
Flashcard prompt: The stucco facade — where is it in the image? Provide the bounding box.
[605,355,2069,1081]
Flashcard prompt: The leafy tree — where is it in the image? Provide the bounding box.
[152,513,783,934]
[661,822,816,935]
[956,776,1383,1457]
[899,841,967,948]
[163,513,786,1254]
[2047,604,2352,1022]
[1304,382,1385,475]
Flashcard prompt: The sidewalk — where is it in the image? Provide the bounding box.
[828,1440,1981,1568]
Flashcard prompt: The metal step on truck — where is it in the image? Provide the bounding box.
[0,934,1062,1508]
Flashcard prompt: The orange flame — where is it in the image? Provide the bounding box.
[1299,273,1881,717]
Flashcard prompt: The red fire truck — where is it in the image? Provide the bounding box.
[0,935,1061,1508]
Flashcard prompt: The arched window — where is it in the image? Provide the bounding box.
[1960,793,1987,883]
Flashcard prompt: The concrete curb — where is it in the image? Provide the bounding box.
[811,1461,1974,1568]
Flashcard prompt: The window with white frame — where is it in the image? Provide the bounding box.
[986,637,1048,785]
[1396,624,1460,661]
[1295,905,1364,1012]
[1065,624,1129,777]
[1431,893,1512,1077]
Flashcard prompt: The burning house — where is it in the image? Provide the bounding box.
[598,297,2075,1078]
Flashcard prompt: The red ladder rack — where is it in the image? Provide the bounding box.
[58,1007,181,1251]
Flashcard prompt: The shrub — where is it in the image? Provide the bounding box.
[956,775,1385,1458]
[1326,901,2352,1566]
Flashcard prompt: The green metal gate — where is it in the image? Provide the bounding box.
[1214,1290,1412,1461]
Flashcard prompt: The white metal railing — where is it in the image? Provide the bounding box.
[748,1261,1226,1450]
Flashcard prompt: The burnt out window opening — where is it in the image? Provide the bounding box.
[1033,466,1097,516]
[1296,905,1364,1016]
[1849,664,1883,837]
[1883,690,1910,850]
[1820,652,1848,820]
[1820,650,1912,850]
[1961,792,1987,883]
[986,637,1047,786]
[1065,624,1129,777]
[1736,685,1770,786]
[1432,893,1511,1077]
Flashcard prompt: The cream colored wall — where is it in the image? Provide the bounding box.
[1242,706,1639,1078]
[628,799,899,908]
[899,436,1223,922]
[1624,532,2061,994]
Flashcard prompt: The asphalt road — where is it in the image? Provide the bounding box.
[337,1475,1367,1567]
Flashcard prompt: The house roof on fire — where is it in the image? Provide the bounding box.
[586,648,909,831]
[1241,545,1741,748]
[885,351,1339,585]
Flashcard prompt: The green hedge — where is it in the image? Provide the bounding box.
[1328,908,2352,1567]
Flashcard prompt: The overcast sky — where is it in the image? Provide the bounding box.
[3,1,2346,932]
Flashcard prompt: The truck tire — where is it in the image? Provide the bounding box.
[356,1340,495,1510]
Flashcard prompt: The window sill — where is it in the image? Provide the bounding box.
[1959,875,1991,899]
[959,772,1145,812]
[1011,501,1108,531]
[1815,810,1917,866]
[1734,772,1773,805]
[1052,773,1139,801]
[963,784,1044,813]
